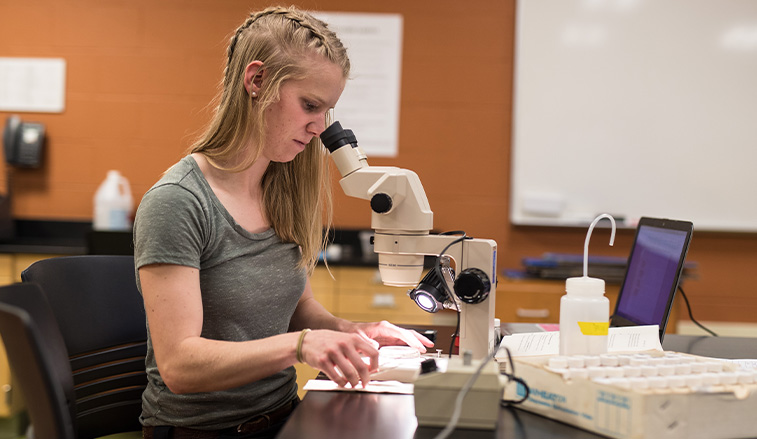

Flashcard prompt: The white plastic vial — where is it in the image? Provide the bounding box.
[559,276,610,356]
[93,170,134,231]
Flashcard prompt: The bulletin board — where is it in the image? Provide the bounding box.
[510,0,757,232]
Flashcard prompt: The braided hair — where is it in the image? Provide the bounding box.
[226,7,342,77]
[189,6,350,273]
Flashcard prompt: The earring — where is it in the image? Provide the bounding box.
[251,91,258,98]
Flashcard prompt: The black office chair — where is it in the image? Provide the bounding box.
[0,283,77,439]
[20,255,147,439]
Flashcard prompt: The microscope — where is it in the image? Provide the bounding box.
[320,122,498,360]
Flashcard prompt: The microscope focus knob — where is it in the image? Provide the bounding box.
[454,268,491,304]
[370,193,393,214]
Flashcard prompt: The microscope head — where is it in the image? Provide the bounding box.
[321,122,434,287]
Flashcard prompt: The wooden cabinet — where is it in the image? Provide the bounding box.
[309,267,686,333]
[0,255,12,288]
[494,277,618,324]
[309,266,336,313]
[312,266,442,326]
[334,267,434,325]
[0,343,19,419]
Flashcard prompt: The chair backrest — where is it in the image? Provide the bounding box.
[21,255,147,439]
[0,283,77,439]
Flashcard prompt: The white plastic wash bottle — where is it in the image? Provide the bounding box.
[93,170,134,231]
[559,214,616,356]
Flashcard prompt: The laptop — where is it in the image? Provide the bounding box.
[610,217,694,342]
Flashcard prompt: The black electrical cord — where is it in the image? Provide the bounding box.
[449,309,460,359]
[500,345,530,406]
[678,285,718,337]
[439,230,467,237]
[435,231,471,358]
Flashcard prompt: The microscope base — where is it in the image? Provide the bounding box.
[413,356,505,430]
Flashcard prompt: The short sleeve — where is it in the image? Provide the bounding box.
[133,183,208,270]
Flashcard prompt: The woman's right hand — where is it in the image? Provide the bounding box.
[299,329,380,388]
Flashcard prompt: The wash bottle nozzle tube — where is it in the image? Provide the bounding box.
[559,214,616,356]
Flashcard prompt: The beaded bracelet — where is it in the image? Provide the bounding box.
[296,328,311,363]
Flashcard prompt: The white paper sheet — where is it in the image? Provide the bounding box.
[495,325,663,359]
[304,379,413,394]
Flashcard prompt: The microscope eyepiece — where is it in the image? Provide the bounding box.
[320,121,358,153]
[344,129,357,146]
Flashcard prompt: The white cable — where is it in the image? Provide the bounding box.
[432,348,498,439]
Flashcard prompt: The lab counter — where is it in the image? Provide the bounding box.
[0,219,90,254]
[277,334,757,439]
[0,220,392,265]
[662,333,757,359]
[0,221,401,289]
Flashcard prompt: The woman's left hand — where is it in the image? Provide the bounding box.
[350,321,434,353]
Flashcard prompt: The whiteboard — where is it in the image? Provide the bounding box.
[511,0,757,232]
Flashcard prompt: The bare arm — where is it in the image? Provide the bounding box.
[141,264,381,392]
[140,263,305,394]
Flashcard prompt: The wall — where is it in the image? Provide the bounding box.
[0,0,755,323]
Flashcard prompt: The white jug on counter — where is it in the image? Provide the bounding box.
[93,170,134,231]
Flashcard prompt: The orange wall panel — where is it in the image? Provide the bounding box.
[0,0,755,322]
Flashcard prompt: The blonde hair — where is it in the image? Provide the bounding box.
[190,6,350,273]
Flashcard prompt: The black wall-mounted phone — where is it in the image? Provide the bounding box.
[3,115,45,167]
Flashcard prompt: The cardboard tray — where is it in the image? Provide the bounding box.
[502,352,757,439]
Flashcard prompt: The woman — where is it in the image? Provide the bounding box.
[134,6,432,439]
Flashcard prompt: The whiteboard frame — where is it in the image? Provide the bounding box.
[510,0,757,232]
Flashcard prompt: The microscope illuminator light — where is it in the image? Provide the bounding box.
[408,259,455,313]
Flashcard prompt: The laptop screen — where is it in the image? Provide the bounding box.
[612,218,693,338]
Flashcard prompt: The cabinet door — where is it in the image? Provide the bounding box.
[293,362,319,400]
[495,278,619,324]
[334,267,434,325]
[310,266,337,313]
[0,255,13,286]
[495,277,679,334]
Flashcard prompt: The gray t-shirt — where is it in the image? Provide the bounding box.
[134,155,306,429]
